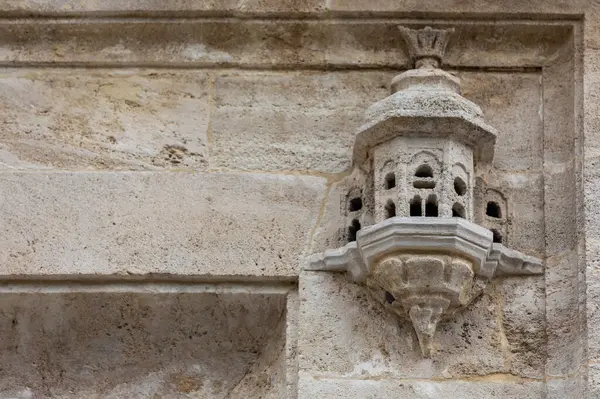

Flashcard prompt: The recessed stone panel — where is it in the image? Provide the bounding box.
[0,290,286,398]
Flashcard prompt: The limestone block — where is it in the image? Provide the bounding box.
[460,72,543,173]
[0,69,210,170]
[285,291,300,398]
[485,171,545,256]
[586,238,600,361]
[0,21,570,69]
[0,0,323,15]
[546,163,579,256]
[238,0,325,13]
[588,364,600,399]
[211,72,391,172]
[547,376,586,399]
[493,276,546,378]
[0,172,326,277]
[298,272,504,379]
[543,48,576,165]
[0,291,286,398]
[0,0,589,16]
[0,21,405,68]
[545,250,583,376]
[297,374,545,399]
[325,0,586,15]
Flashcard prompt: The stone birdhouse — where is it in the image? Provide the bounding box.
[307,26,543,358]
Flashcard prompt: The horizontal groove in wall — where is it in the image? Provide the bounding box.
[0,276,298,294]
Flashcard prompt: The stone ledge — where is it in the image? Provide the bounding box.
[0,20,573,68]
[0,171,327,278]
[0,0,587,17]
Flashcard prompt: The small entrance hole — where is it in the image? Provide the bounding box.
[454,177,467,196]
[425,195,438,217]
[348,219,361,242]
[452,202,465,218]
[385,199,396,219]
[348,197,362,212]
[413,180,436,189]
[385,291,396,304]
[492,229,503,244]
[409,196,422,217]
[486,202,502,218]
[415,164,434,178]
[385,173,396,189]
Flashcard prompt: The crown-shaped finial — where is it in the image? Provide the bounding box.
[399,26,455,69]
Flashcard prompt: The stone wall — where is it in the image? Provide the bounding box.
[0,1,597,398]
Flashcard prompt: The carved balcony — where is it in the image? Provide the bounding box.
[307,217,542,357]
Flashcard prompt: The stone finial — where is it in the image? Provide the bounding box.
[399,26,455,69]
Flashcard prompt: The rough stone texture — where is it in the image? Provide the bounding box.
[0,22,570,69]
[211,71,391,172]
[0,0,588,16]
[0,291,287,398]
[0,1,595,398]
[492,277,546,379]
[297,375,545,399]
[0,69,210,170]
[298,272,506,379]
[0,172,326,277]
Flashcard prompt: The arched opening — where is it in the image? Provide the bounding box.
[491,229,503,244]
[385,199,396,219]
[454,177,467,196]
[425,195,438,217]
[486,201,502,218]
[348,219,361,242]
[415,164,434,178]
[410,196,422,217]
[452,202,465,218]
[348,197,362,212]
[385,172,396,189]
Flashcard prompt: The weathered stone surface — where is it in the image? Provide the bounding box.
[547,376,586,399]
[588,364,600,398]
[545,250,583,376]
[325,0,586,15]
[298,272,505,379]
[0,0,323,15]
[0,0,588,16]
[586,45,600,394]
[211,71,391,172]
[493,277,546,378]
[0,69,210,170]
[0,291,286,398]
[0,21,570,69]
[0,2,590,397]
[485,171,545,257]
[297,374,545,399]
[460,72,543,174]
[0,172,326,277]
